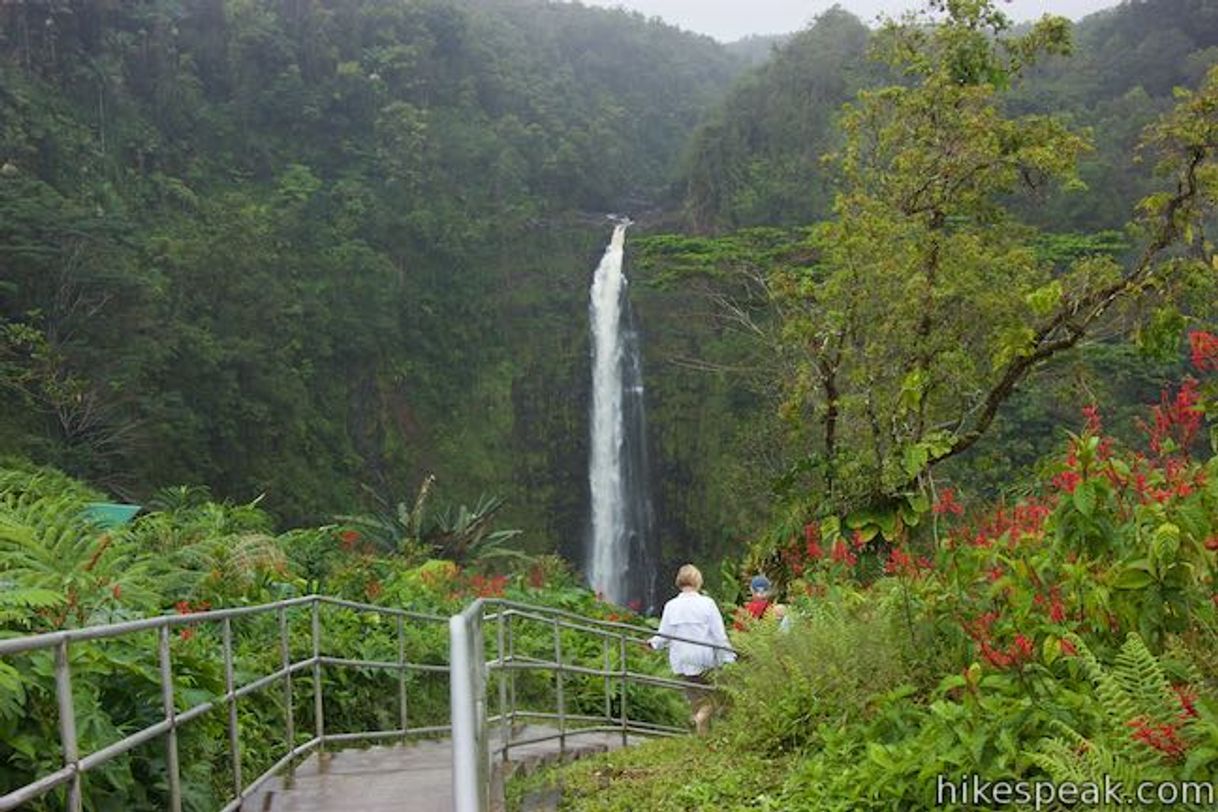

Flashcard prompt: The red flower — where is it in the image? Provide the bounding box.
[175,600,192,615]
[1012,634,1034,660]
[804,523,824,559]
[1060,638,1077,657]
[112,584,122,600]
[1141,379,1203,457]
[470,574,508,598]
[179,628,195,641]
[1127,717,1189,761]
[830,539,857,567]
[1173,684,1199,720]
[1053,470,1081,494]
[1188,330,1218,372]
[1082,403,1102,434]
[933,488,964,516]
[1206,536,1218,552]
[526,564,546,589]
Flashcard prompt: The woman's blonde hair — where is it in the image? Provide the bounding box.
[675,564,703,590]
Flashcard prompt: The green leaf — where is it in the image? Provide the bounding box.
[1071,480,1096,518]
[1042,636,1061,665]
[902,444,930,479]
[1112,565,1154,590]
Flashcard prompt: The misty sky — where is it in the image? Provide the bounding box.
[579,1,1123,41]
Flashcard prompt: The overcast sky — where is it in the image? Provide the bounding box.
[578,1,1123,42]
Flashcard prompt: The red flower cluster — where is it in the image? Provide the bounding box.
[804,522,823,560]
[1127,717,1189,761]
[174,600,211,640]
[1082,403,1103,434]
[469,573,508,598]
[1143,379,1204,457]
[933,488,964,516]
[1188,330,1218,372]
[979,633,1034,670]
[830,538,858,567]
[884,547,932,578]
[1172,684,1199,720]
[174,599,211,614]
[338,529,361,551]
[964,500,1052,548]
[1033,587,1067,623]
[1052,469,1081,494]
[962,613,1035,670]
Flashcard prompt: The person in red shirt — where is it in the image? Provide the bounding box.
[734,574,776,630]
[745,574,772,618]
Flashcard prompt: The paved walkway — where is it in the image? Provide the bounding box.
[239,727,643,812]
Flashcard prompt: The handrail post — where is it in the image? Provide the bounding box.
[450,604,488,812]
[602,637,611,726]
[278,608,295,758]
[311,598,324,748]
[497,610,508,760]
[618,632,628,747]
[158,626,183,812]
[553,618,564,754]
[507,613,516,728]
[222,617,242,799]
[54,639,82,812]
[397,614,408,738]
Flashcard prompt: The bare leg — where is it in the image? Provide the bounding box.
[692,699,713,735]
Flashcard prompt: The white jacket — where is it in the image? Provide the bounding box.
[649,591,736,676]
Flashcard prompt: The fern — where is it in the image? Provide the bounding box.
[1029,634,1215,811]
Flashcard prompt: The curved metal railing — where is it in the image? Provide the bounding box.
[0,595,450,812]
[449,599,736,812]
[1,595,733,812]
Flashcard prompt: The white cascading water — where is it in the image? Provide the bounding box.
[588,220,656,608]
[588,223,629,604]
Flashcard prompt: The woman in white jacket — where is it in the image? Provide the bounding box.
[648,564,736,734]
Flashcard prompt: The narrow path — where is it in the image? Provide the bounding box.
[239,727,644,812]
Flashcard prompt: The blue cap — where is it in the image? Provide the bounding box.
[750,574,772,594]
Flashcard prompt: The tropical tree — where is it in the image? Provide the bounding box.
[769,0,1218,525]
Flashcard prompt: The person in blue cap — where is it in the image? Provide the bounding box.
[745,574,773,620]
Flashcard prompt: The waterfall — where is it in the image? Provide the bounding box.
[587,222,655,610]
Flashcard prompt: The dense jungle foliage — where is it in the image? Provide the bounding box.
[0,0,747,565]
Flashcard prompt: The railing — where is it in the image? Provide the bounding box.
[0,595,449,812]
[1,595,732,812]
[449,599,736,812]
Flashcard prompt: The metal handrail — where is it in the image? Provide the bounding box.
[1,594,729,812]
[0,595,450,812]
[450,599,735,812]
